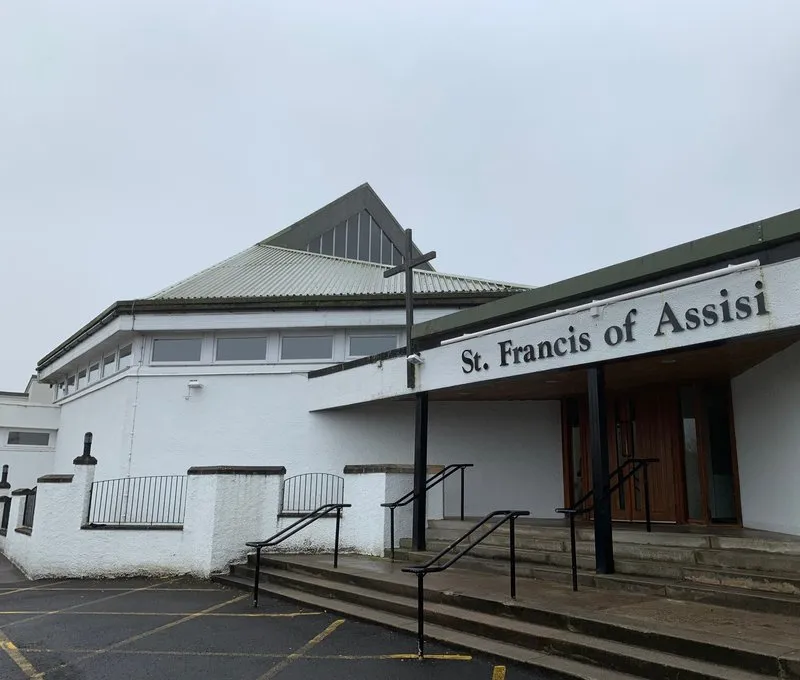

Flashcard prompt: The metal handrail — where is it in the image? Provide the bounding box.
[555,457,659,591]
[381,463,473,560]
[402,509,530,657]
[245,502,351,607]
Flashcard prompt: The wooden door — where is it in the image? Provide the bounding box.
[608,388,680,523]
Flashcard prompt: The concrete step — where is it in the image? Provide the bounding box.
[424,528,701,563]
[214,573,643,680]
[218,560,791,679]
[696,548,800,574]
[411,541,800,614]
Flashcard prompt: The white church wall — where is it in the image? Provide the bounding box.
[0,400,60,488]
[51,376,136,480]
[732,340,800,536]
[86,371,563,526]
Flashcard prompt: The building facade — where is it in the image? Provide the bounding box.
[2,187,800,581]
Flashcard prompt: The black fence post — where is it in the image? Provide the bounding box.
[460,466,466,521]
[643,463,652,533]
[334,506,342,568]
[416,573,425,658]
[389,507,396,561]
[569,512,578,592]
[253,546,262,608]
[509,515,517,599]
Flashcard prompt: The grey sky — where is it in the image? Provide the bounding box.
[1,0,799,389]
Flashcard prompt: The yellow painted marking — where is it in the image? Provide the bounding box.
[0,610,320,618]
[257,618,346,680]
[0,581,70,598]
[0,577,181,632]
[27,593,247,678]
[492,665,507,680]
[387,653,473,661]
[0,629,40,678]
[14,646,472,662]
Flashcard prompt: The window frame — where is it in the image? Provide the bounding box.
[279,332,336,363]
[213,335,269,364]
[150,336,205,365]
[6,430,52,448]
[346,331,399,359]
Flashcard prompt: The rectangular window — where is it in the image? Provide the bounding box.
[349,334,397,357]
[333,221,347,258]
[280,335,334,361]
[358,212,370,261]
[7,431,50,446]
[103,352,117,376]
[88,362,100,383]
[346,217,359,259]
[66,375,76,394]
[216,336,267,362]
[118,344,133,369]
[152,338,202,363]
[77,369,87,390]
[56,383,65,400]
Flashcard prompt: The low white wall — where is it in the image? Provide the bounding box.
[732,340,800,536]
[2,464,287,580]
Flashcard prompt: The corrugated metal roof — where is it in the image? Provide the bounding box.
[150,245,530,300]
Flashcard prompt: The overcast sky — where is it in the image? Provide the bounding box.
[1,1,799,389]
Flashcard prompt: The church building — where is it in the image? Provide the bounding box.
[2,184,800,575]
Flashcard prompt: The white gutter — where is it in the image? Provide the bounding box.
[440,259,762,346]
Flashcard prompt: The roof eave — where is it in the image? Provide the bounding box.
[413,206,800,344]
[36,291,520,372]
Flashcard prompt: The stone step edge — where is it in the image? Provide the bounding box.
[224,567,779,680]
[213,573,643,680]
[246,559,792,676]
[417,540,800,585]
[403,548,800,617]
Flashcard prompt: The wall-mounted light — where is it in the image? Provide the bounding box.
[185,379,204,400]
[407,353,424,366]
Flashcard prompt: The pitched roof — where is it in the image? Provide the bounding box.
[150,245,529,300]
[260,183,435,271]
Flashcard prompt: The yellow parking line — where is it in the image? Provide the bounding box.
[0,629,40,678]
[36,594,248,678]
[0,610,320,618]
[386,653,473,661]
[492,665,507,680]
[257,618,346,680]
[0,577,183,632]
[0,581,70,598]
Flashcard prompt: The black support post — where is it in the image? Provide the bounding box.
[588,366,614,574]
[412,392,429,551]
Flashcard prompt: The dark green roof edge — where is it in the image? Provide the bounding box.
[35,291,516,373]
[259,182,435,271]
[413,206,800,342]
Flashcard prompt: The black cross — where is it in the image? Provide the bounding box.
[384,228,436,388]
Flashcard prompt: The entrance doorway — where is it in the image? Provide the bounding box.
[562,380,741,525]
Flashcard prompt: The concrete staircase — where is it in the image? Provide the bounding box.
[214,521,800,680]
[400,519,800,616]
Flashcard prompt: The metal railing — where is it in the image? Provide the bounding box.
[0,497,11,535]
[281,473,344,515]
[382,463,473,560]
[555,457,659,592]
[402,509,530,658]
[87,475,188,526]
[21,488,37,529]
[246,502,351,607]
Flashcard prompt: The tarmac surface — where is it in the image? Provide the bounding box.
[0,556,550,680]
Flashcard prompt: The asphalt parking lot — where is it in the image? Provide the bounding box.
[0,557,548,680]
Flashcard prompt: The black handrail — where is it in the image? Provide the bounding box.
[555,457,659,592]
[381,463,473,560]
[402,509,530,658]
[245,502,351,607]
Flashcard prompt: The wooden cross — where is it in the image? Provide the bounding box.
[384,228,436,388]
